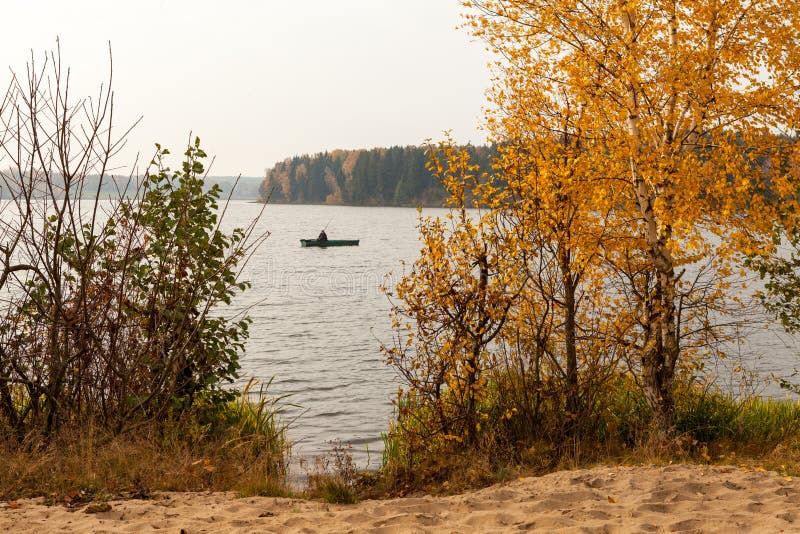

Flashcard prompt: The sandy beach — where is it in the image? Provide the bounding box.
[2,464,799,533]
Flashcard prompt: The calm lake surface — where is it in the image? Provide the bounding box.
[220,201,800,468]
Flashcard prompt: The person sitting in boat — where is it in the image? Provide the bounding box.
[317,229,328,242]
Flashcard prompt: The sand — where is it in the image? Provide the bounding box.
[2,464,799,533]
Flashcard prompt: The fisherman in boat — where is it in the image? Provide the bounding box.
[317,229,328,242]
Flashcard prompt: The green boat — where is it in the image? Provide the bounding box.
[300,239,360,247]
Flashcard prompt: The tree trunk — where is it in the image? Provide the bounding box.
[465,252,490,444]
[639,240,680,438]
[559,246,579,430]
[623,6,680,438]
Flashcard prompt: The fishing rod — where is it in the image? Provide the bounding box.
[323,216,334,231]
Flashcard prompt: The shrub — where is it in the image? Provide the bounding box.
[0,137,262,438]
[0,49,283,499]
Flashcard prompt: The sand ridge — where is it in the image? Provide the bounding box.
[2,464,800,533]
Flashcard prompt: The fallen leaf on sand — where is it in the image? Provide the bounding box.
[607,496,617,503]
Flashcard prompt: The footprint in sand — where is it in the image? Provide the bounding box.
[585,509,612,520]
[584,477,607,489]
[282,516,313,529]
[670,518,702,531]
[371,512,411,528]
[723,480,745,490]
[636,502,674,514]
[463,511,520,527]
[567,508,612,523]
[645,489,684,502]
[745,501,765,512]
[464,500,504,512]
[679,482,708,495]
[636,523,661,532]
[412,512,441,526]
[775,487,800,504]
[485,489,519,502]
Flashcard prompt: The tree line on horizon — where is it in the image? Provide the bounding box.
[259,145,496,206]
[0,173,263,200]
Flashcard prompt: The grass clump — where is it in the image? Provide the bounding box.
[304,440,361,504]
[308,476,359,505]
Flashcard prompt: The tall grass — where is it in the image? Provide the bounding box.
[222,378,290,460]
[676,388,800,444]
[0,379,292,501]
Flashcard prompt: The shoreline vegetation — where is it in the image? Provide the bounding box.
[4,0,800,529]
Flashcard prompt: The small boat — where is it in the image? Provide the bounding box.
[300,239,360,247]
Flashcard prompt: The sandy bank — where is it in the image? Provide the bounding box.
[2,464,799,533]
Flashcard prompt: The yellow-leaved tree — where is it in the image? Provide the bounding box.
[487,131,624,433]
[383,141,526,449]
[467,0,800,435]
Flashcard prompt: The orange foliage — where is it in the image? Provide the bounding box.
[386,0,800,447]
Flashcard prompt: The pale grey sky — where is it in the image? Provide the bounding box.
[2,0,492,176]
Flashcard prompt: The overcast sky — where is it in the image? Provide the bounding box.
[2,1,492,176]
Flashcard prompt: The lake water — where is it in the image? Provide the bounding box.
[220,201,800,469]
[224,202,436,469]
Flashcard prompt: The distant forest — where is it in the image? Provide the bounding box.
[259,145,496,206]
[0,174,263,200]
